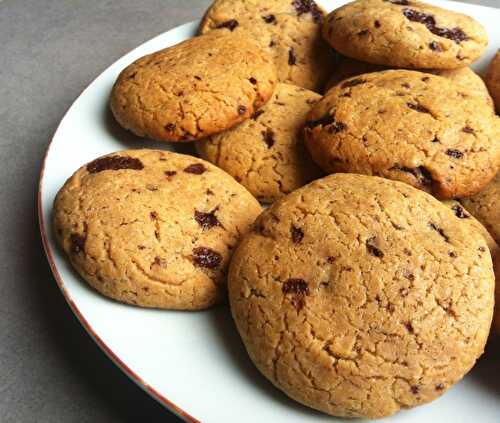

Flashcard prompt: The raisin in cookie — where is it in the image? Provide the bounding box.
[196,83,322,203]
[325,56,493,108]
[323,0,488,69]
[485,49,500,113]
[443,200,498,256]
[199,0,334,92]
[110,31,277,142]
[305,70,500,199]
[460,173,500,244]
[229,173,494,419]
[53,150,262,310]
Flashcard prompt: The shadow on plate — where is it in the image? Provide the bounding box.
[468,335,500,396]
[103,106,197,156]
[208,305,330,420]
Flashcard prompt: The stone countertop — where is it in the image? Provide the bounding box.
[0,1,497,422]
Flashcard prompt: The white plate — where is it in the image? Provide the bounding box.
[39,1,500,422]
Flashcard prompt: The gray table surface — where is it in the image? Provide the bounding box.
[0,0,498,422]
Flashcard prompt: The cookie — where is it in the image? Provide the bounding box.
[196,83,323,203]
[460,173,500,244]
[485,49,500,113]
[199,0,335,92]
[323,0,488,69]
[110,31,277,142]
[325,57,494,108]
[305,70,500,199]
[229,173,494,419]
[53,150,262,310]
[443,200,498,256]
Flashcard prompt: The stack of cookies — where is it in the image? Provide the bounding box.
[53,0,500,419]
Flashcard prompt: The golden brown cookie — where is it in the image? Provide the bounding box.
[305,70,500,199]
[323,0,488,69]
[325,57,493,108]
[443,200,498,256]
[196,83,323,203]
[110,31,277,142]
[53,149,262,310]
[460,173,500,244]
[199,0,335,92]
[229,173,494,419]
[485,49,500,113]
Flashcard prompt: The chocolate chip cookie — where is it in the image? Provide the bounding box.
[460,173,500,244]
[305,70,500,199]
[485,49,500,113]
[325,56,493,108]
[196,83,322,203]
[199,0,335,91]
[229,173,494,419]
[110,31,277,142]
[53,149,262,310]
[323,0,488,69]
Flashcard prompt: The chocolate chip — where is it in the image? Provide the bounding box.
[327,256,336,264]
[262,14,276,24]
[150,211,158,220]
[165,123,176,132]
[282,278,310,311]
[375,20,381,28]
[386,0,410,4]
[305,114,346,133]
[269,40,275,47]
[195,208,222,230]
[462,126,474,134]
[403,9,468,44]
[446,149,463,159]
[249,77,257,85]
[238,105,247,115]
[431,136,440,143]
[138,245,146,250]
[449,251,457,258]
[288,48,297,66]
[216,19,239,31]
[404,271,415,281]
[451,204,469,219]
[391,165,434,188]
[358,29,369,36]
[164,170,177,178]
[429,222,450,242]
[366,237,384,258]
[206,189,214,196]
[251,110,264,120]
[194,75,202,81]
[87,156,144,173]
[292,0,324,23]
[435,383,445,391]
[411,385,419,395]
[479,246,486,252]
[341,78,366,89]
[153,256,167,268]
[184,163,206,175]
[192,247,222,269]
[429,41,442,52]
[70,233,86,254]
[261,128,275,148]
[407,102,430,114]
[291,226,304,244]
[422,76,430,82]
[404,321,414,333]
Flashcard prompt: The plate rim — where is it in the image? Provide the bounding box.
[37,20,202,423]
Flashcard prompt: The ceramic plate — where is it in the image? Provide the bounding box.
[39,1,500,421]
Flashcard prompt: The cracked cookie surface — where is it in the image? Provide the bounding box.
[53,149,262,310]
[460,173,500,244]
[110,31,277,142]
[485,49,500,113]
[199,0,335,91]
[196,83,323,203]
[323,0,488,69]
[228,173,494,418]
[305,70,500,199]
[325,56,494,108]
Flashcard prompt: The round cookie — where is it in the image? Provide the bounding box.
[110,31,277,142]
[485,49,500,113]
[323,0,488,69]
[199,0,335,92]
[53,149,262,310]
[460,173,500,244]
[229,173,494,419]
[443,200,499,256]
[196,83,323,203]
[324,57,494,108]
[305,70,500,199]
